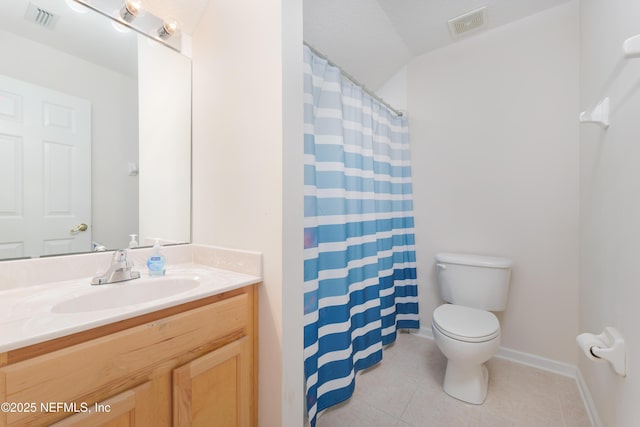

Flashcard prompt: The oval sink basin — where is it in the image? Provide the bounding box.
[52,277,200,313]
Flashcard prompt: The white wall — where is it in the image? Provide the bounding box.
[281,1,305,424]
[0,30,138,250]
[138,37,191,246]
[404,2,580,364]
[191,0,303,425]
[579,0,640,425]
[376,65,407,113]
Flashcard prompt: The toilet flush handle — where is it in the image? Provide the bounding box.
[436,263,447,270]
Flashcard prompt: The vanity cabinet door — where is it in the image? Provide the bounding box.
[49,382,152,427]
[173,337,252,427]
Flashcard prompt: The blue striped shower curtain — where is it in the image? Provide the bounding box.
[303,45,420,426]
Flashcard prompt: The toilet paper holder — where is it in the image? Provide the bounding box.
[576,327,626,377]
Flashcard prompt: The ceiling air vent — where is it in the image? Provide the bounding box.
[448,6,487,38]
[24,3,60,30]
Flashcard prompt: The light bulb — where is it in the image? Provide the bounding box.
[120,0,142,23]
[157,19,178,40]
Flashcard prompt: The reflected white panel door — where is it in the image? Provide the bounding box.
[0,75,91,259]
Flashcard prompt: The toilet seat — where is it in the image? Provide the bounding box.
[432,304,500,343]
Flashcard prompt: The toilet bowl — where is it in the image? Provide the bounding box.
[432,252,512,404]
[432,304,501,404]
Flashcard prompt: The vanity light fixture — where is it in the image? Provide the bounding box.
[157,19,178,40]
[119,0,142,23]
[73,0,182,51]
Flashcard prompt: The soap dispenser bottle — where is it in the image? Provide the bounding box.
[147,239,166,276]
[128,234,139,249]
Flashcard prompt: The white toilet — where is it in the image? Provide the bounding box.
[432,252,513,405]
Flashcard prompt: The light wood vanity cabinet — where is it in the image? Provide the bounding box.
[0,285,258,427]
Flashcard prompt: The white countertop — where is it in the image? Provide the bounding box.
[0,263,261,353]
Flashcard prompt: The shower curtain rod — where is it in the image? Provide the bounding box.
[303,41,404,117]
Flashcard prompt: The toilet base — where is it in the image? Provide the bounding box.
[443,360,489,405]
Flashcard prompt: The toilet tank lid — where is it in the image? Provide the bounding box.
[435,252,513,268]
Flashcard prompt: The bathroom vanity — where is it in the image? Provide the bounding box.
[0,245,261,427]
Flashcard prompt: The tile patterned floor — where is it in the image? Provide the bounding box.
[315,332,591,427]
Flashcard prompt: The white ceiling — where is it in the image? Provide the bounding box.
[0,0,138,77]
[3,1,574,91]
[0,0,208,77]
[304,0,572,91]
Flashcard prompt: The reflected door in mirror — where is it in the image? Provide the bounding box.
[0,74,91,260]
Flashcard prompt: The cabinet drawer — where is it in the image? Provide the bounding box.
[0,293,249,426]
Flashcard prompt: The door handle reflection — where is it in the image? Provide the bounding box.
[70,223,88,233]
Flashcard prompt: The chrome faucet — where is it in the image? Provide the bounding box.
[91,249,141,285]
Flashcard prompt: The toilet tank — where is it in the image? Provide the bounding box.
[435,252,513,311]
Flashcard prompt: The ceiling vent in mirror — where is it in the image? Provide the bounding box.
[24,3,60,30]
[448,6,487,38]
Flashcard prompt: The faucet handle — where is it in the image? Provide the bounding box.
[112,249,129,264]
[92,249,139,285]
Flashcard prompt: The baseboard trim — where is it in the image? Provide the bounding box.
[415,327,576,376]
[575,368,603,427]
[413,327,600,426]
[494,346,577,378]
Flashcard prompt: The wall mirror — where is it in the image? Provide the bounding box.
[0,0,191,261]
